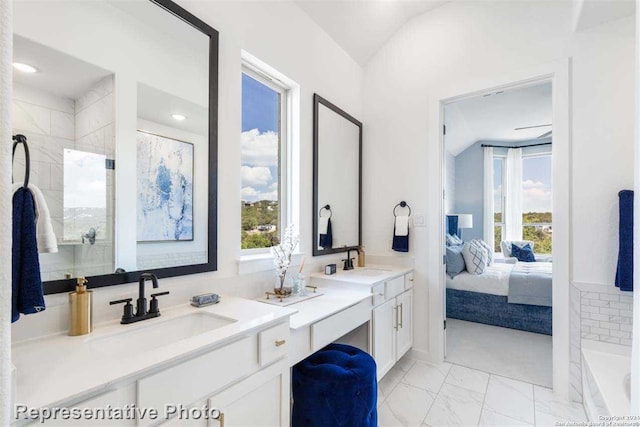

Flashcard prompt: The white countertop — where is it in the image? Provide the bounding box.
[287,283,373,330]
[285,265,412,330]
[12,296,295,410]
[309,264,413,287]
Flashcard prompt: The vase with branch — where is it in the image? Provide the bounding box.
[271,224,299,296]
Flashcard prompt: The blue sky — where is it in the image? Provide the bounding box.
[494,155,552,213]
[241,73,279,202]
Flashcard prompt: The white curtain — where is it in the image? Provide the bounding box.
[505,148,523,240]
[483,147,494,252]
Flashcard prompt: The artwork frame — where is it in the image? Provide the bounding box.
[136,129,195,243]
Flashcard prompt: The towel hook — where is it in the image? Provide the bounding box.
[12,134,30,189]
[393,201,411,217]
[319,204,332,218]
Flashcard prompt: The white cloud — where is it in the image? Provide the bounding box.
[523,179,545,189]
[241,166,272,187]
[241,129,278,167]
[523,185,552,213]
[269,182,278,190]
[241,186,258,197]
[257,190,278,201]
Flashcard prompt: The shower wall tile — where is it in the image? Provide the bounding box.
[12,100,51,135]
[50,111,75,140]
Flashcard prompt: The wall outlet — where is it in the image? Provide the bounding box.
[413,214,425,227]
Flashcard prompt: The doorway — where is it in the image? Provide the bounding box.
[442,81,554,387]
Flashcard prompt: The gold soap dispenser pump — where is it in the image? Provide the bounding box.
[69,277,93,336]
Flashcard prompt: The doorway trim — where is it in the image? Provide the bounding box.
[425,58,572,399]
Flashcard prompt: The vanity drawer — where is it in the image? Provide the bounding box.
[405,272,414,290]
[259,322,290,366]
[372,282,386,306]
[311,299,371,352]
[386,276,405,299]
[137,336,257,418]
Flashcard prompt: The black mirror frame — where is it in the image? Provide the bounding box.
[44,0,218,294]
[312,94,362,257]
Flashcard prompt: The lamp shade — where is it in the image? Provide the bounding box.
[455,214,473,229]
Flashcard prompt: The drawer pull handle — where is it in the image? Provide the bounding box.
[275,339,286,347]
[376,292,384,296]
[399,303,404,328]
[408,278,414,282]
[305,285,318,293]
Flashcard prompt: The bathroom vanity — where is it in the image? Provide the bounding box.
[12,297,295,426]
[11,266,413,425]
[308,265,414,379]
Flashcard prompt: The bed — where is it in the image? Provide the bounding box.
[446,261,552,335]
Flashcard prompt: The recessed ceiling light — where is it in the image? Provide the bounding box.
[171,114,186,121]
[13,62,38,73]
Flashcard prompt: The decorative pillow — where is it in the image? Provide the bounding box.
[446,244,466,278]
[501,240,534,257]
[511,243,536,262]
[476,239,493,265]
[462,240,488,275]
[446,233,463,246]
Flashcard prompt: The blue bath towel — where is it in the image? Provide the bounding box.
[615,190,633,292]
[319,217,333,249]
[12,187,45,323]
[392,226,409,252]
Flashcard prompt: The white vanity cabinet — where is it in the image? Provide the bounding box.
[372,273,413,379]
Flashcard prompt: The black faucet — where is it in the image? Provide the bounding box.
[109,273,170,324]
[342,248,359,270]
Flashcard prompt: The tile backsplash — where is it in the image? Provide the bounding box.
[579,287,633,346]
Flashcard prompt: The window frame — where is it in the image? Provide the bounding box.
[493,155,506,252]
[240,64,290,255]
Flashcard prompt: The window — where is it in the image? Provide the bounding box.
[240,67,287,250]
[522,154,552,253]
[493,157,505,252]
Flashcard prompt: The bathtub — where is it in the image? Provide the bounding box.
[581,339,631,419]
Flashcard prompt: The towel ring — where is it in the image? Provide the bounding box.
[12,134,30,189]
[319,204,332,218]
[393,201,411,217]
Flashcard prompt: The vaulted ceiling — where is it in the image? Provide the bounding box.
[293,0,448,65]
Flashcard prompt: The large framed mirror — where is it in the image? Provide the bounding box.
[11,0,218,294]
[312,94,362,256]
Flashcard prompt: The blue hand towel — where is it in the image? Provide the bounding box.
[615,190,633,292]
[392,226,409,252]
[12,188,45,323]
[319,217,333,249]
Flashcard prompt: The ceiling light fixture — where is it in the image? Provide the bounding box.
[171,114,186,121]
[13,62,38,73]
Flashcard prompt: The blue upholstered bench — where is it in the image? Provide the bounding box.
[292,343,377,427]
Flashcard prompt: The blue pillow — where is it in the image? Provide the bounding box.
[511,243,535,262]
[446,244,466,278]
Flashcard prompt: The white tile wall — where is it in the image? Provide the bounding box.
[580,290,634,346]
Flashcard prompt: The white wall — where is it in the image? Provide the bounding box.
[10,0,362,343]
[363,0,634,362]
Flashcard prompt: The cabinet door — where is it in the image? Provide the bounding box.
[209,361,289,427]
[372,298,397,380]
[396,289,413,359]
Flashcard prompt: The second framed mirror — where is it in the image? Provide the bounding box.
[312,94,362,256]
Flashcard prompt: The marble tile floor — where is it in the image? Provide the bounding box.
[377,355,587,427]
[444,318,552,388]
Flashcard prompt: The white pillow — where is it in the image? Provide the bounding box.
[476,240,493,265]
[501,240,534,257]
[462,240,489,275]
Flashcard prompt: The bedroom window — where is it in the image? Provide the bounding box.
[493,157,505,252]
[240,66,288,251]
[522,154,552,254]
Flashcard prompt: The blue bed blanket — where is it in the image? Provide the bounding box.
[508,262,552,307]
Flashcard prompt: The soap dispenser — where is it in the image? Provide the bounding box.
[69,277,92,336]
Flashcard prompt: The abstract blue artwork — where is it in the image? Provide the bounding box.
[137,131,194,242]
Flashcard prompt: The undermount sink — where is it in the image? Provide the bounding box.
[85,312,236,355]
[352,268,392,277]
